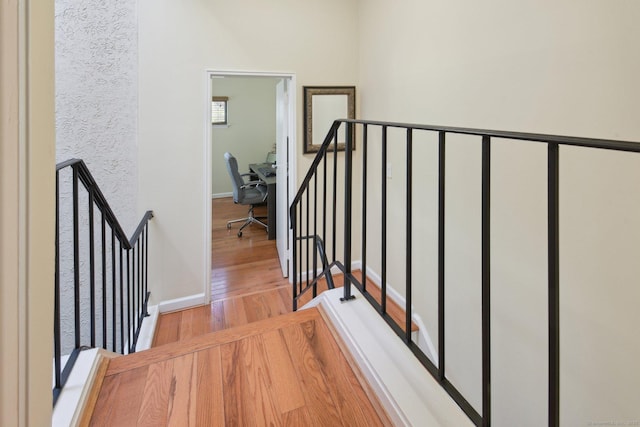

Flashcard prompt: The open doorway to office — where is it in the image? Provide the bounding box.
[205,71,296,304]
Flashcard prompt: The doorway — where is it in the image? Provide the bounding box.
[204,71,296,303]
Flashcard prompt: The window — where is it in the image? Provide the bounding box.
[212,96,228,125]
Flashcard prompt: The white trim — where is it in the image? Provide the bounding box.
[409,313,437,364]
[208,69,297,79]
[212,192,233,199]
[52,349,103,427]
[52,305,156,427]
[204,69,297,303]
[352,261,439,364]
[351,261,404,306]
[285,75,297,279]
[122,305,159,354]
[204,71,213,305]
[158,293,206,313]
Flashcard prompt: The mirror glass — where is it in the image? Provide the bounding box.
[304,86,355,153]
[312,95,348,146]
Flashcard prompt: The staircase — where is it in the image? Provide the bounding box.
[76,194,449,426]
[54,159,154,424]
[83,307,393,426]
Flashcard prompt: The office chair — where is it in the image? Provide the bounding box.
[224,152,268,237]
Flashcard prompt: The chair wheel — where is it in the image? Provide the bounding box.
[227,224,231,229]
[237,231,242,237]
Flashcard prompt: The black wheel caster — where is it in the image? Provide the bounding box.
[227,224,231,229]
[237,231,243,237]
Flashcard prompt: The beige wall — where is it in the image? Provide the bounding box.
[211,76,278,195]
[0,1,21,423]
[0,0,56,425]
[137,0,639,423]
[137,0,359,303]
[357,0,640,425]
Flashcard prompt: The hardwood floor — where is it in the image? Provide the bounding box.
[152,288,293,347]
[155,197,338,347]
[153,198,293,347]
[89,308,391,426]
[211,198,288,302]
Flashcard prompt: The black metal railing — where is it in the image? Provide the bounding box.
[291,121,349,309]
[290,119,640,427]
[54,159,153,405]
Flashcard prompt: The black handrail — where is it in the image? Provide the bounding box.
[290,118,640,427]
[53,158,153,406]
[290,121,344,311]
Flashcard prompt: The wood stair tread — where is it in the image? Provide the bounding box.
[106,307,321,377]
[91,305,392,426]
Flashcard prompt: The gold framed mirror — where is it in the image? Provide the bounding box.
[303,86,356,154]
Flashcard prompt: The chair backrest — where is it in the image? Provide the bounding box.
[224,152,245,203]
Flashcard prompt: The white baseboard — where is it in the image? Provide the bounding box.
[135,305,158,351]
[52,348,111,427]
[351,261,438,364]
[212,192,232,199]
[122,305,159,354]
[158,293,206,313]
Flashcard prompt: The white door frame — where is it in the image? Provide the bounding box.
[203,70,297,303]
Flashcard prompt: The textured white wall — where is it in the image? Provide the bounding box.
[55,0,139,354]
[55,0,138,232]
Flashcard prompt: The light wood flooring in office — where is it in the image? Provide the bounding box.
[86,198,392,426]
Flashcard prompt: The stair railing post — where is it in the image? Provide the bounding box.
[438,131,446,381]
[481,135,492,426]
[53,170,62,400]
[291,204,298,311]
[341,121,355,302]
[548,143,560,427]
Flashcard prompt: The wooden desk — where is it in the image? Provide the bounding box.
[249,163,276,240]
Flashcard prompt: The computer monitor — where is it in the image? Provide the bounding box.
[266,151,276,164]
